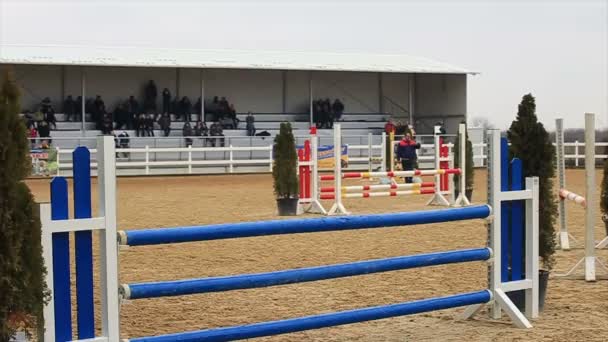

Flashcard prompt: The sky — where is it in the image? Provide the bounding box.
[0,0,606,130]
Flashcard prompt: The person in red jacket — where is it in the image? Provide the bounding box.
[384,120,396,134]
[396,132,421,183]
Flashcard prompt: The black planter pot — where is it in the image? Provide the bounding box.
[277,198,299,216]
[506,270,549,312]
[465,189,473,202]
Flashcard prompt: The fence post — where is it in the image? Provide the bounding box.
[229,145,234,173]
[145,145,149,175]
[56,147,61,176]
[381,132,386,172]
[575,140,579,167]
[188,145,192,174]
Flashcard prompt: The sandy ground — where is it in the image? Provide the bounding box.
[26,169,608,341]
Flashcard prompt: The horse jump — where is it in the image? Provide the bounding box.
[299,124,470,215]
[40,129,539,342]
[555,114,608,281]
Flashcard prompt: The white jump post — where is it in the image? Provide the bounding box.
[454,123,471,207]
[327,124,349,215]
[555,118,576,250]
[306,133,327,215]
[426,131,450,206]
[556,113,608,281]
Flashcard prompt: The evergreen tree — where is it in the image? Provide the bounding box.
[272,122,299,198]
[0,69,49,339]
[600,160,608,224]
[507,94,557,270]
[454,123,474,192]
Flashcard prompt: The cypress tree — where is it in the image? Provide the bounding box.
[600,160,608,229]
[454,123,474,193]
[272,122,299,198]
[507,94,557,270]
[0,68,49,339]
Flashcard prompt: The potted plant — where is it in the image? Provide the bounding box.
[454,123,475,201]
[507,93,557,311]
[0,69,49,340]
[273,122,299,216]
[601,159,608,236]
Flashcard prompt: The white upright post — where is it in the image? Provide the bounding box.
[40,204,55,342]
[454,123,471,207]
[555,118,572,250]
[97,136,120,340]
[426,134,450,206]
[380,132,387,172]
[525,177,540,319]
[306,134,327,215]
[327,124,349,215]
[368,132,373,173]
[487,129,502,319]
[584,113,596,281]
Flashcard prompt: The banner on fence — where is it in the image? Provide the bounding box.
[317,145,348,168]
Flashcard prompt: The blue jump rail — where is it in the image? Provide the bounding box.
[122,248,491,300]
[125,290,491,342]
[119,205,491,246]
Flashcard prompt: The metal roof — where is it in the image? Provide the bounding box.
[0,44,476,74]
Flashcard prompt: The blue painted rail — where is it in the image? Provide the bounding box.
[122,248,491,300]
[125,290,491,342]
[119,205,491,246]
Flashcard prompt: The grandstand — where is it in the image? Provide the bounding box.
[1,46,475,149]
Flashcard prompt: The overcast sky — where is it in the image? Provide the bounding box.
[1,0,606,130]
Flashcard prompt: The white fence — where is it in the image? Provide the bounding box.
[32,135,608,177]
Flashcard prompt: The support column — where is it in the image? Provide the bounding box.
[176,68,180,98]
[282,70,287,113]
[378,73,384,114]
[81,68,86,133]
[408,74,415,125]
[200,70,205,122]
[60,66,65,110]
[309,72,313,126]
[555,118,570,249]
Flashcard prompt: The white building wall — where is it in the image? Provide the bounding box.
[381,73,412,120]
[312,71,380,113]
[414,73,467,134]
[12,65,62,111]
[285,70,309,113]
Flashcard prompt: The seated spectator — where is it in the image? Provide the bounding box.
[228,104,239,129]
[183,122,193,147]
[116,131,130,159]
[246,112,256,137]
[209,121,225,147]
[194,121,208,146]
[114,103,130,130]
[332,99,344,121]
[145,114,155,136]
[158,113,172,137]
[135,114,146,137]
[63,95,76,122]
[101,113,113,135]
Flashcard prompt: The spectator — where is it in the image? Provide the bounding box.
[40,97,53,114]
[101,113,113,135]
[313,100,322,128]
[93,95,106,129]
[179,96,192,122]
[144,80,158,113]
[434,122,446,135]
[171,96,180,117]
[37,120,51,145]
[228,104,238,129]
[28,125,38,148]
[332,99,344,121]
[323,98,332,129]
[209,121,224,147]
[114,102,130,130]
[183,122,193,147]
[194,121,208,146]
[245,112,256,136]
[219,97,229,117]
[158,113,172,137]
[135,114,146,137]
[162,88,171,114]
[116,131,130,159]
[145,114,155,136]
[193,97,202,116]
[384,119,396,134]
[75,96,84,119]
[63,95,76,122]
[396,132,421,183]
[127,95,139,129]
[33,110,44,127]
[44,109,57,130]
[208,96,220,120]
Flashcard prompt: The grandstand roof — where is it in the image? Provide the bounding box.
[0,44,476,74]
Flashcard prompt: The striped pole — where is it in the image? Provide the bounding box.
[559,189,586,207]
[320,169,460,181]
[321,188,436,200]
[320,182,435,193]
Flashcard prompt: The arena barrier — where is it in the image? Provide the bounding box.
[554,114,608,281]
[300,124,470,215]
[40,129,539,341]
